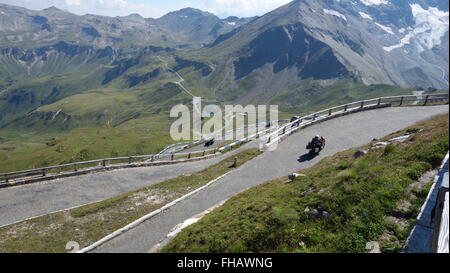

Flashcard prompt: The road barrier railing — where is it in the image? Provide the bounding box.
[263,93,449,147]
[0,121,286,187]
[1,93,447,187]
[0,148,222,188]
[404,153,449,253]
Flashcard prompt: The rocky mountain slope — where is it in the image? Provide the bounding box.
[0,4,254,49]
[188,0,449,105]
[0,1,447,131]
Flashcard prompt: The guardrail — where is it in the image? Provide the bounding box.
[156,119,290,156]
[0,148,221,188]
[263,93,449,147]
[0,122,284,188]
[1,93,447,188]
[404,152,449,253]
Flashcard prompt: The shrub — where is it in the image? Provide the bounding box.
[383,144,396,155]
[335,160,350,170]
[338,232,367,253]
[337,169,357,182]
[406,162,431,180]
[353,159,369,172]
[382,242,402,253]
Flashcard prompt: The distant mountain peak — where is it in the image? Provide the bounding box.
[224,16,240,22]
[42,6,63,12]
[164,7,214,18]
[126,13,143,18]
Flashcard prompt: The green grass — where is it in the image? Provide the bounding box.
[0,126,174,173]
[162,114,449,253]
[0,148,263,253]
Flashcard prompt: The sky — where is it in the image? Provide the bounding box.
[0,0,293,18]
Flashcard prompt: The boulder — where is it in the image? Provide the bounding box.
[354,150,368,158]
[310,209,321,218]
[288,173,306,181]
[300,189,314,197]
[372,142,389,149]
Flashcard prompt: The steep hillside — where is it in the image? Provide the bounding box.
[162,114,449,253]
[185,0,449,97]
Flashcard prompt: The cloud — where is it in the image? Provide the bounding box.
[0,0,292,18]
[65,0,82,6]
[0,0,169,18]
[202,0,292,17]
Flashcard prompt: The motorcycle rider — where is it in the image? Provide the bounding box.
[312,135,325,151]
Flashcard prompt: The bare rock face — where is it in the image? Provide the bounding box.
[206,0,449,89]
[233,23,351,81]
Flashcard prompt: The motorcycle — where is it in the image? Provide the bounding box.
[205,138,215,147]
[306,139,326,156]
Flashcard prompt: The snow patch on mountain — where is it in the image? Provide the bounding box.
[323,9,347,21]
[360,0,389,6]
[359,12,373,20]
[375,22,394,34]
[383,4,449,52]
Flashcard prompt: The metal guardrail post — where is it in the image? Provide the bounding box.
[329,109,332,116]
[74,164,78,172]
[378,98,382,107]
[151,155,155,162]
[232,156,238,168]
[344,105,348,112]
[102,160,106,167]
[5,175,8,182]
[129,157,132,164]
[399,96,404,106]
[42,170,46,177]
[424,95,430,106]
[188,153,191,159]
[283,127,286,134]
[360,101,364,108]
[171,153,174,161]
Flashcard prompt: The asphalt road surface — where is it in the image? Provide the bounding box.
[89,105,448,252]
[0,148,247,227]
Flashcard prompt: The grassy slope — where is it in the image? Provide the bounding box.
[0,55,192,173]
[0,127,173,173]
[0,148,262,253]
[162,114,449,253]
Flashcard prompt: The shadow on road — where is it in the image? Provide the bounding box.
[298,153,315,163]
